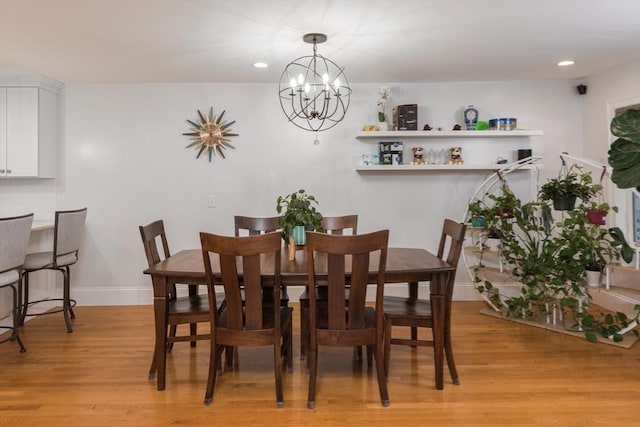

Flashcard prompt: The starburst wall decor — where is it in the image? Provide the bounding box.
[183,107,238,162]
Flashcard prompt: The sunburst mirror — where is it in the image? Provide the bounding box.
[183,107,238,162]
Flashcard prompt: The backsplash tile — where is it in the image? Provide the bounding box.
[0,179,56,220]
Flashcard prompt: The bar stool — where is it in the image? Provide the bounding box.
[20,208,87,333]
[0,213,34,352]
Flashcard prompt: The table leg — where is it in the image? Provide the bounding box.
[408,281,418,342]
[152,275,168,391]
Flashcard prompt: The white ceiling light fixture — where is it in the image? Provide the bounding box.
[557,59,575,67]
[278,33,352,133]
[253,62,268,68]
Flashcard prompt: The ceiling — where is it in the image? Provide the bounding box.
[1,0,639,84]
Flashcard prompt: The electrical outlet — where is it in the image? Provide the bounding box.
[207,195,216,208]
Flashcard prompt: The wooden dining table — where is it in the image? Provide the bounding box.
[143,246,454,391]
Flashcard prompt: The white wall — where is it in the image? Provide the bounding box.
[5,79,583,305]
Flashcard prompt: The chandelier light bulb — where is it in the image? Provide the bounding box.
[290,78,297,88]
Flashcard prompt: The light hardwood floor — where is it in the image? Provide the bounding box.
[0,302,638,426]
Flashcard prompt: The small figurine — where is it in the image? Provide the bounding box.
[423,124,432,131]
[412,147,426,165]
[449,146,464,164]
[452,124,462,131]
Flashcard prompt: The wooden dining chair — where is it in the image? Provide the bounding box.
[0,213,33,353]
[200,231,293,407]
[299,214,358,361]
[20,208,87,333]
[304,229,389,409]
[139,220,224,382]
[234,215,280,237]
[382,218,466,385]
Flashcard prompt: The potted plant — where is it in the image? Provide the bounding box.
[539,164,600,211]
[466,199,487,228]
[472,179,636,342]
[276,189,323,247]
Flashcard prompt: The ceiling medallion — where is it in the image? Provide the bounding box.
[278,33,351,133]
[183,107,238,162]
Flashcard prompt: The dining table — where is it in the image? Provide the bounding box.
[143,246,454,391]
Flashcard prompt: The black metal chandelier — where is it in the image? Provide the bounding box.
[278,33,351,132]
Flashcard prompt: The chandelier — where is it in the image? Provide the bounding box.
[278,33,352,132]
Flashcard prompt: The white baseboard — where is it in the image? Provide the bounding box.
[69,281,482,306]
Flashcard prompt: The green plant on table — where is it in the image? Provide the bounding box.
[276,189,323,242]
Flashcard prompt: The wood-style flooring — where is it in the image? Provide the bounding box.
[0,302,639,426]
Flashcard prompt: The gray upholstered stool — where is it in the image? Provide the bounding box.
[20,208,87,333]
[0,213,34,352]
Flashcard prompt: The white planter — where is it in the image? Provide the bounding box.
[585,269,601,287]
[486,238,501,252]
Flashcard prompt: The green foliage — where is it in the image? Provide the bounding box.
[539,164,601,204]
[608,108,640,189]
[276,189,323,241]
[468,173,639,343]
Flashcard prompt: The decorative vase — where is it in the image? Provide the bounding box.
[377,120,389,131]
[292,225,306,245]
[463,105,478,130]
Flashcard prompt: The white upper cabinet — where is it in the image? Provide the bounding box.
[0,86,58,178]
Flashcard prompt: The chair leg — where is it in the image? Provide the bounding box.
[307,338,318,409]
[445,323,460,385]
[204,339,222,405]
[61,267,73,333]
[375,342,389,407]
[383,317,392,377]
[19,271,29,326]
[284,319,293,372]
[167,325,177,352]
[188,285,198,348]
[299,299,308,360]
[10,284,26,353]
[148,349,157,379]
[273,335,284,408]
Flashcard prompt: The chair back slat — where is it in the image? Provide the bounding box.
[306,230,388,333]
[139,220,171,267]
[347,252,370,330]
[234,215,280,237]
[320,214,358,235]
[201,231,282,332]
[54,208,88,259]
[0,213,34,273]
[437,219,467,301]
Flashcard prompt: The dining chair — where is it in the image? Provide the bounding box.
[200,231,293,407]
[139,219,225,381]
[233,215,290,306]
[299,214,358,361]
[0,213,33,353]
[304,229,389,409]
[19,208,87,333]
[382,218,466,385]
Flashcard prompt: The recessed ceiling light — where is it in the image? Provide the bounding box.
[253,62,268,69]
[557,60,575,67]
